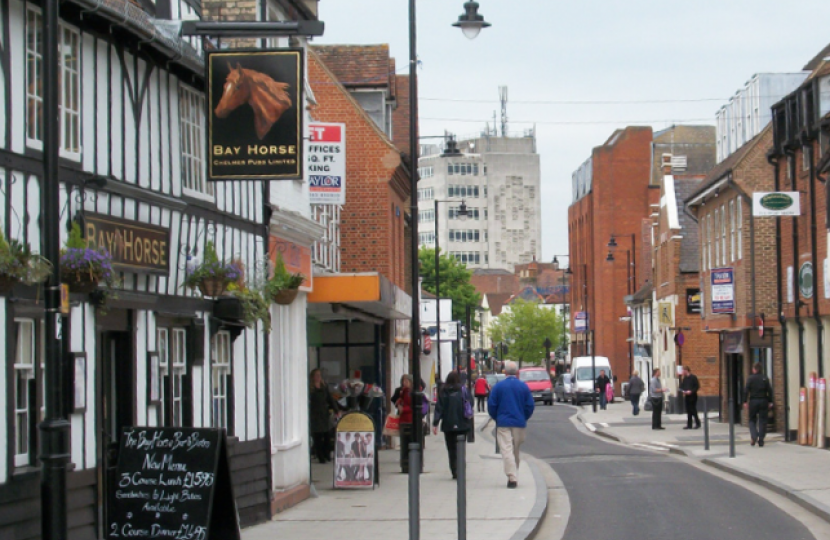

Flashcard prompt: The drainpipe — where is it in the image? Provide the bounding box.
[805,136,824,379]
[789,151,806,388]
[769,151,791,441]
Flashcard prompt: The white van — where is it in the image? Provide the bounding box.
[570,356,613,405]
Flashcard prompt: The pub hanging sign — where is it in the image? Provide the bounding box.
[207,49,304,181]
[84,213,170,275]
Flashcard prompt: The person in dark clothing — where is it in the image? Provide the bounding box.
[432,371,471,479]
[680,366,701,429]
[392,375,427,473]
[628,371,646,416]
[743,363,773,447]
[309,369,340,463]
[649,368,668,429]
[595,370,611,410]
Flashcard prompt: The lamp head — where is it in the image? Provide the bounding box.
[453,1,492,40]
[606,251,615,262]
[607,236,618,248]
[458,200,469,221]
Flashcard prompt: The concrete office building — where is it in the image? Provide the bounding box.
[417,134,541,271]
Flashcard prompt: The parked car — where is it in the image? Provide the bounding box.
[485,373,506,389]
[570,356,613,405]
[553,373,574,403]
[519,367,553,405]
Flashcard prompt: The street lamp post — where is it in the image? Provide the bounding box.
[466,304,475,442]
[608,234,637,381]
[41,3,71,540]
[408,3,489,540]
[543,337,552,377]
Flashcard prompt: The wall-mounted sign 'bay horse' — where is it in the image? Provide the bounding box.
[215,62,293,140]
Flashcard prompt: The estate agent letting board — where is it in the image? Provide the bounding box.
[108,427,240,540]
[207,49,304,181]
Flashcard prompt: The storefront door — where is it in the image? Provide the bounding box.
[98,323,134,535]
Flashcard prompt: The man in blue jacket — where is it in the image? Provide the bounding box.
[488,360,535,488]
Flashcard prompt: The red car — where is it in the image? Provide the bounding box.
[519,367,554,406]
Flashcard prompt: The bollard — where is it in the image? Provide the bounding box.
[704,399,710,451]
[408,443,421,540]
[457,434,467,540]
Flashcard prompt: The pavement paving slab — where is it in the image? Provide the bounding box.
[243,412,546,540]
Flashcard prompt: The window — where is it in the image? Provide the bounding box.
[158,328,188,427]
[417,187,434,201]
[448,163,454,176]
[448,229,480,243]
[448,207,479,220]
[418,167,434,179]
[713,210,719,268]
[14,319,36,467]
[729,200,735,262]
[418,209,434,223]
[737,199,743,260]
[418,232,435,245]
[450,251,481,265]
[26,7,81,157]
[721,204,727,265]
[448,185,479,198]
[701,216,707,271]
[211,331,232,431]
[804,146,811,172]
[483,186,488,198]
[707,214,713,271]
[180,85,213,198]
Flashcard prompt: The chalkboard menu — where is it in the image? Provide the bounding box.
[108,427,240,540]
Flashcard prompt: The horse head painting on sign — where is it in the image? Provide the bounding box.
[215,62,293,140]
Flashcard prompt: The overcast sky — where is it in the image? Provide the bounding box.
[315,0,830,262]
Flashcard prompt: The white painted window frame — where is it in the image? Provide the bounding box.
[179,84,214,201]
[25,6,82,161]
[211,331,232,430]
[14,319,36,467]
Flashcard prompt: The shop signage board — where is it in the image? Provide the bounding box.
[108,427,239,540]
[574,312,588,334]
[658,302,673,326]
[711,267,735,314]
[84,213,170,275]
[686,288,701,314]
[207,49,304,181]
[334,412,377,489]
[724,331,744,354]
[307,122,346,205]
[752,192,801,216]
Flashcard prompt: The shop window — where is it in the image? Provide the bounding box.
[211,331,233,433]
[26,6,81,159]
[737,199,743,259]
[180,85,213,199]
[729,200,735,262]
[14,319,37,467]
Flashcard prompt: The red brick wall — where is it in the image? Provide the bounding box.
[568,127,653,388]
[309,51,410,290]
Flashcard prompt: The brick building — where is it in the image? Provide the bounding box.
[568,127,655,391]
[686,126,784,430]
[771,53,830,441]
[305,47,415,444]
[648,127,720,411]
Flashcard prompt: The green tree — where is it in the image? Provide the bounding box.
[487,299,565,367]
[418,247,481,327]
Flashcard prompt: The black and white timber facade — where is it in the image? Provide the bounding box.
[0,1,296,537]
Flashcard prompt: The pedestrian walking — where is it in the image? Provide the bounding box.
[432,371,471,479]
[392,375,415,473]
[474,374,491,412]
[309,368,340,464]
[744,363,773,447]
[680,366,701,429]
[628,370,645,416]
[488,360,535,489]
[595,370,611,410]
[649,368,668,430]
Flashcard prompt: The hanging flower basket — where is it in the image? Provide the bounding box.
[0,273,19,295]
[271,288,299,305]
[65,276,100,294]
[198,277,229,298]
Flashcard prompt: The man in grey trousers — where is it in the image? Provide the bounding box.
[649,368,668,430]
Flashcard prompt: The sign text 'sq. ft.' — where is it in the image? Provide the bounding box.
[307,122,346,205]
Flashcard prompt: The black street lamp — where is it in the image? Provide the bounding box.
[408,4,489,540]
[543,337,552,377]
[607,234,637,378]
[453,1,492,40]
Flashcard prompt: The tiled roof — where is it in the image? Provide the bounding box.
[687,123,772,201]
[486,293,513,316]
[312,45,393,88]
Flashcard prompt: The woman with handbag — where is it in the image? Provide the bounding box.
[309,369,341,464]
[432,371,472,479]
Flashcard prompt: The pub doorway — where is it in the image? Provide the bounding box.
[97,309,134,536]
